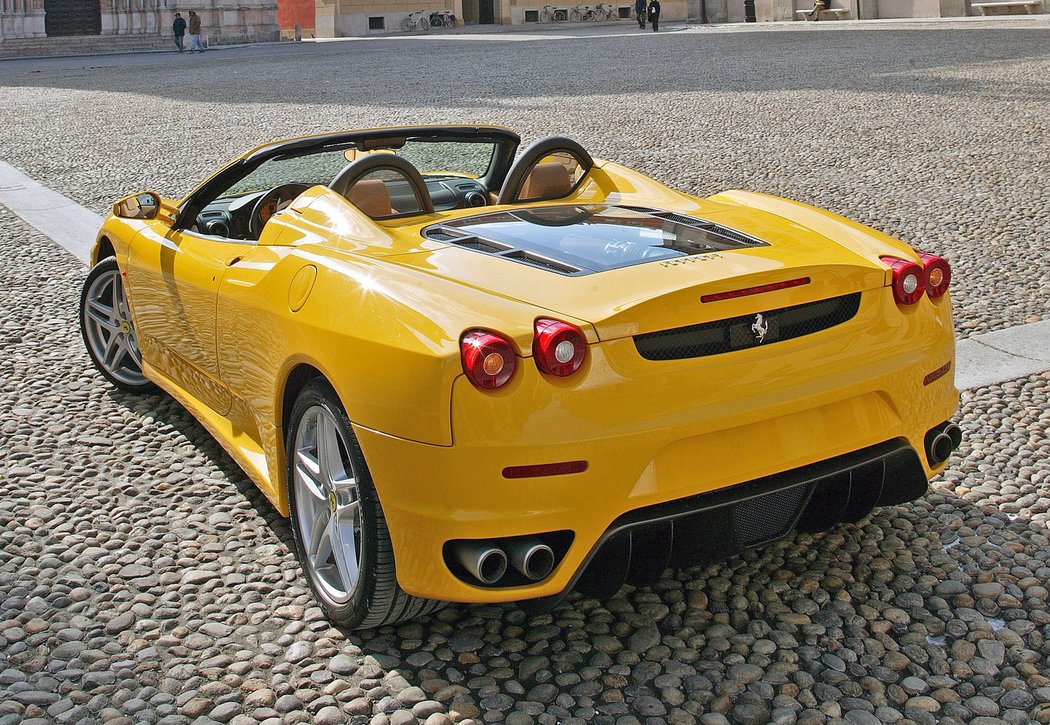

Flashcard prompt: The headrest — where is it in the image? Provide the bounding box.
[520,162,572,200]
[347,179,394,218]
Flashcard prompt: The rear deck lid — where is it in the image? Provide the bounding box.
[409,203,889,340]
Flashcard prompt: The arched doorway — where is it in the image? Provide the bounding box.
[44,0,101,36]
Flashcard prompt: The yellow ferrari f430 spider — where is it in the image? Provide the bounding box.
[80,125,961,628]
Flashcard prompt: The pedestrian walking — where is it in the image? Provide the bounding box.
[187,10,206,52]
[647,0,660,30]
[634,0,646,28]
[172,12,186,52]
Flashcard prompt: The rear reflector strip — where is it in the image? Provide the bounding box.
[503,461,588,479]
[923,361,951,386]
[701,277,811,303]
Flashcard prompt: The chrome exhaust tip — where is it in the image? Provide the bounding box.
[453,541,508,585]
[943,423,963,451]
[928,432,953,466]
[506,539,555,581]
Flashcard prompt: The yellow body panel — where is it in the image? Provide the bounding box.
[93,142,959,603]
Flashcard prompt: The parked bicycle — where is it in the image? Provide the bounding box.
[597,2,619,18]
[539,4,570,21]
[429,9,457,27]
[571,4,612,21]
[401,10,430,30]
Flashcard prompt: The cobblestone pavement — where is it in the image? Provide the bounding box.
[1,20,1049,725]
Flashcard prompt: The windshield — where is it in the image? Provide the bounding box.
[220,138,497,199]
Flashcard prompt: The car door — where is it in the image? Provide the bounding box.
[124,223,246,415]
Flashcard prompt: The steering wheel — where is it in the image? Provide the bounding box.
[249,183,310,239]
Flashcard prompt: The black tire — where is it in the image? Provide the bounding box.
[80,257,155,394]
[286,378,444,629]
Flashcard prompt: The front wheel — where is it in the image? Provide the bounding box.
[570,8,583,21]
[420,17,430,29]
[540,9,554,21]
[80,257,154,394]
[287,378,442,628]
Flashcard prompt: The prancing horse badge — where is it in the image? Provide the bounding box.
[751,313,769,343]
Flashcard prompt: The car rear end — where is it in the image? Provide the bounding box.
[353,200,960,604]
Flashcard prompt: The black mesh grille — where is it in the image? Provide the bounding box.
[734,484,812,547]
[502,250,581,274]
[659,211,708,226]
[634,293,861,361]
[450,237,510,253]
[704,226,766,247]
[425,228,461,241]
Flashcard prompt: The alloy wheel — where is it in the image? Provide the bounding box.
[292,405,363,604]
[82,265,148,388]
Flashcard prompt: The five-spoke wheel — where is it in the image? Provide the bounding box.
[286,379,442,628]
[291,403,364,604]
[80,257,153,393]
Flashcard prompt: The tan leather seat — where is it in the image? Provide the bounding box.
[520,162,572,200]
[347,179,396,218]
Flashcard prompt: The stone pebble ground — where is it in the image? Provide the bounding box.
[1,20,1049,725]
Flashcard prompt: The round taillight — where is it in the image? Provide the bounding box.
[533,318,587,377]
[919,253,951,299]
[881,256,926,306]
[461,330,517,389]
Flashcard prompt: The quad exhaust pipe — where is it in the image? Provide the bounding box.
[505,538,555,582]
[450,537,556,585]
[452,541,508,585]
[926,422,962,466]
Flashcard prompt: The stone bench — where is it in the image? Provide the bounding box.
[795,5,850,18]
[971,0,1042,13]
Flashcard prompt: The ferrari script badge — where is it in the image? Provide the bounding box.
[751,313,769,343]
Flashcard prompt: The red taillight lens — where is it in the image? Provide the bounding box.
[461,330,517,389]
[881,256,926,305]
[919,253,951,299]
[533,318,587,377]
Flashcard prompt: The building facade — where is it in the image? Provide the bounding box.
[0,0,279,44]
[304,0,988,37]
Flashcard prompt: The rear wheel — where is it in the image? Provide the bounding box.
[420,17,430,29]
[287,378,442,628]
[540,9,553,21]
[401,16,413,30]
[80,257,153,394]
[570,8,583,21]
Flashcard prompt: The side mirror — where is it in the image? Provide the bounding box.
[114,192,161,220]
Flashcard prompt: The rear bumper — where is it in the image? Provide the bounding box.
[355,290,958,603]
[355,378,957,603]
[533,438,929,608]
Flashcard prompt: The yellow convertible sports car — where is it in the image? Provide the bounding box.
[80,125,961,628]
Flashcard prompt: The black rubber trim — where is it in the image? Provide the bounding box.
[328,154,436,216]
[174,125,519,230]
[521,438,926,610]
[496,135,594,205]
